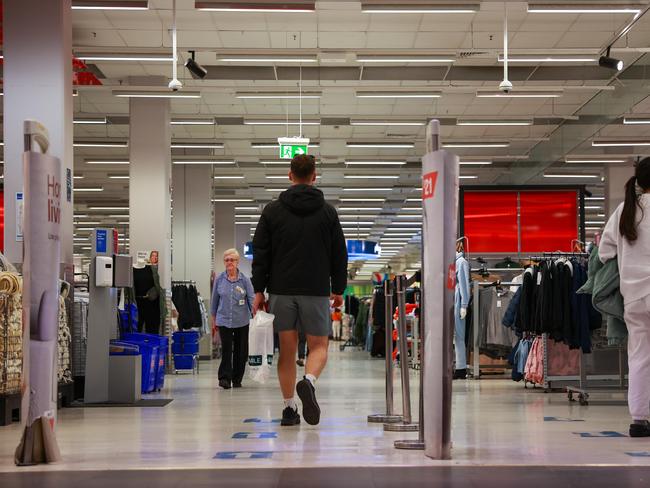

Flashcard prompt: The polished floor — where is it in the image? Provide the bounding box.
[1,348,650,484]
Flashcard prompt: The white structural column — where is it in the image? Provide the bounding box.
[3,0,73,266]
[129,96,172,288]
[213,203,236,274]
[171,165,213,300]
[605,163,636,216]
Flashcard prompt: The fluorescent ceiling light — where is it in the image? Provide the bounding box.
[252,143,319,148]
[72,1,148,10]
[86,160,129,165]
[113,90,201,98]
[173,160,235,165]
[236,92,321,99]
[196,2,315,13]
[585,221,605,225]
[345,161,407,165]
[78,54,171,62]
[109,175,130,179]
[265,188,285,192]
[340,215,379,219]
[585,196,605,201]
[344,175,399,179]
[343,188,392,191]
[476,90,562,98]
[565,158,627,163]
[213,198,253,202]
[543,174,600,178]
[89,206,129,210]
[219,56,317,63]
[497,55,597,63]
[171,118,216,125]
[265,175,321,179]
[460,160,492,165]
[75,141,128,147]
[442,142,509,148]
[585,206,603,210]
[623,117,650,125]
[407,198,422,202]
[73,175,85,179]
[350,121,424,126]
[347,142,414,148]
[527,4,641,14]
[340,198,385,202]
[235,206,258,211]
[460,175,479,179]
[356,91,441,99]
[74,187,104,192]
[592,140,650,147]
[357,56,455,63]
[214,176,245,179]
[339,207,383,211]
[244,119,320,125]
[172,143,224,149]
[74,117,107,124]
[456,119,532,126]
[341,222,376,226]
[361,3,479,14]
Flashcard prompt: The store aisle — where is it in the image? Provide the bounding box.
[1,349,650,475]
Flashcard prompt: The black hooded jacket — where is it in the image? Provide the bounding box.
[251,184,348,296]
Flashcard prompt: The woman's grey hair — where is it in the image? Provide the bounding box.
[223,248,240,260]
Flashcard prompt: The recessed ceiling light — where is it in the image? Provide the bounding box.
[592,140,650,147]
[456,119,533,126]
[527,4,641,14]
[74,141,128,147]
[78,54,172,62]
[74,117,107,124]
[113,90,201,98]
[72,0,148,10]
[236,92,321,99]
[356,91,442,99]
[171,118,216,125]
[196,2,315,13]
[347,142,414,148]
[476,90,563,98]
[443,142,509,148]
[361,3,479,14]
[172,143,224,149]
[497,55,597,63]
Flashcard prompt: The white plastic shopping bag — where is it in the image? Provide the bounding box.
[248,310,275,383]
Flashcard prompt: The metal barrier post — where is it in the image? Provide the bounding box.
[384,275,418,432]
[368,278,402,423]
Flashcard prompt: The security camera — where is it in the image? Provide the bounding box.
[168,78,183,91]
[184,51,208,79]
[499,79,513,93]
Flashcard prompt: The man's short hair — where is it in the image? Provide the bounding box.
[290,154,316,181]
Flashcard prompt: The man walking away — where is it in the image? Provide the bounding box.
[252,154,348,426]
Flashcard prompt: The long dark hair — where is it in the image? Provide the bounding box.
[620,157,650,242]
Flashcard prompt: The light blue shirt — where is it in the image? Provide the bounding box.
[210,270,255,328]
[455,252,471,309]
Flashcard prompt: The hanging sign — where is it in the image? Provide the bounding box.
[95,229,107,254]
[278,137,310,159]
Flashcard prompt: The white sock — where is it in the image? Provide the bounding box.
[305,374,317,386]
[283,398,297,410]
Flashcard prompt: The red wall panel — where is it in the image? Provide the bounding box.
[463,191,519,253]
[520,191,578,253]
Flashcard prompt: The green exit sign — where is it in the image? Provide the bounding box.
[279,144,308,159]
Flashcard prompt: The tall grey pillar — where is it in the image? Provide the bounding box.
[605,163,636,217]
[3,0,73,267]
[213,203,236,274]
[172,164,213,301]
[129,95,172,289]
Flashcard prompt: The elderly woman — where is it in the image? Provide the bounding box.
[211,248,255,389]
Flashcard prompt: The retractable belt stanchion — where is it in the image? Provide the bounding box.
[384,274,418,432]
[395,270,425,450]
[421,119,458,459]
[368,279,402,424]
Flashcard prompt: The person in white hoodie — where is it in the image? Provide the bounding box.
[600,158,650,437]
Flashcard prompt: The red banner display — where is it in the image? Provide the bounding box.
[520,191,578,253]
[463,191,519,253]
[462,189,580,254]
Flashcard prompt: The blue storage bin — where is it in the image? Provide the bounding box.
[172,331,200,355]
[173,354,196,371]
[122,333,167,393]
[109,340,140,356]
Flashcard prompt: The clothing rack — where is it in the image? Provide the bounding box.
[171,280,197,285]
[470,280,522,379]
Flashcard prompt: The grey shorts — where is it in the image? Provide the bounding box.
[268,294,331,337]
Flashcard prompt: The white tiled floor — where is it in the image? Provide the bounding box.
[1,348,649,472]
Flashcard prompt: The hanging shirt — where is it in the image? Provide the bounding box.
[210,270,255,328]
